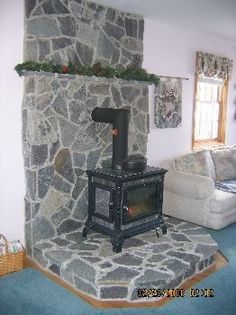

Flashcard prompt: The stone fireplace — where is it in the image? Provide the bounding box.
[21,0,218,303]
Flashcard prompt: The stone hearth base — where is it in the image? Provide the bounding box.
[32,217,218,302]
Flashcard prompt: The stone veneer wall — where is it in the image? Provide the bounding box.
[25,0,144,69]
[23,72,149,256]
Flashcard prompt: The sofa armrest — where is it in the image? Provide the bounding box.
[164,170,215,200]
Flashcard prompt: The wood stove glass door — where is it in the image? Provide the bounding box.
[123,182,159,224]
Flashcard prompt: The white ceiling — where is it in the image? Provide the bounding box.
[94,0,236,42]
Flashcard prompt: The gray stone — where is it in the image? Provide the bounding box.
[184,264,196,278]
[51,238,70,246]
[72,177,87,199]
[33,247,48,267]
[151,243,172,253]
[49,140,60,162]
[170,233,191,242]
[111,48,120,65]
[40,188,70,218]
[167,217,183,226]
[52,38,72,50]
[32,6,43,16]
[25,222,32,257]
[96,32,114,60]
[36,93,53,111]
[85,96,98,108]
[121,86,140,103]
[125,18,137,38]
[57,219,82,235]
[73,152,86,168]
[99,266,139,283]
[162,258,189,276]
[25,0,36,17]
[45,249,73,263]
[83,256,101,263]
[68,243,99,251]
[167,251,201,266]
[67,48,81,66]
[57,16,77,37]
[76,42,94,65]
[66,258,96,283]
[58,118,78,147]
[133,112,146,133]
[25,198,31,222]
[76,21,98,47]
[100,286,128,299]
[27,17,60,36]
[106,8,115,21]
[195,244,218,256]
[55,149,75,183]
[74,276,97,296]
[51,207,70,226]
[25,40,38,61]
[32,217,55,243]
[51,92,68,118]
[135,269,171,285]
[138,19,144,40]
[87,148,102,169]
[49,263,61,276]
[73,84,87,100]
[137,96,148,111]
[32,202,40,218]
[73,194,88,221]
[37,77,52,94]
[69,101,87,125]
[65,231,83,242]
[70,2,93,24]
[52,174,71,194]
[113,253,142,266]
[184,228,209,235]
[38,166,54,198]
[122,238,146,249]
[103,21,124,41]
[38,39,50,60]
[25,78,35,94]
[42,0,69,14]
[147,254,165,263]
[89,83,110,95]
[25,169,37,200]
[31,144,48,166]
[122,38,142,52]
[99,262,112,269]
[72,129,98,152]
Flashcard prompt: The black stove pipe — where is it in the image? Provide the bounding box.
[91,107,130,170]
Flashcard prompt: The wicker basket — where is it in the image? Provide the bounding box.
[0,234,24,276]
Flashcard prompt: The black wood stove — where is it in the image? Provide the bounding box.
[82,107,167,252]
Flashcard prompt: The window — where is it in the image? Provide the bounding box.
[193,51,233,149]
[193,76,228,147]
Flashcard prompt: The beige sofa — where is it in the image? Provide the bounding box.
[161,145,236,230]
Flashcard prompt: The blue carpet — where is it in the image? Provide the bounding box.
[0,224,236,315]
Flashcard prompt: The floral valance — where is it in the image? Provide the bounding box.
[196,51,233,80]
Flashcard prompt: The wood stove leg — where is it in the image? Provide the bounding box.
[82,224,91,238]
[160,223,167,235]
[111,239,123,253]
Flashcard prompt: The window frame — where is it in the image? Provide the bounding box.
[192,75,228,149]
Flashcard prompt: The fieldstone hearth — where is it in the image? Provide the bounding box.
[32,217,217,302]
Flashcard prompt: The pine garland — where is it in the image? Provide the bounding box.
[14,61,160,85]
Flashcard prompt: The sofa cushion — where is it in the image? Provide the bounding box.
[210,146,236,181]
[210,189,236,214]
[173,150,215,178]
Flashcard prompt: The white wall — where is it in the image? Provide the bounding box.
[0,0,25,242]
[143,19,236,165]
